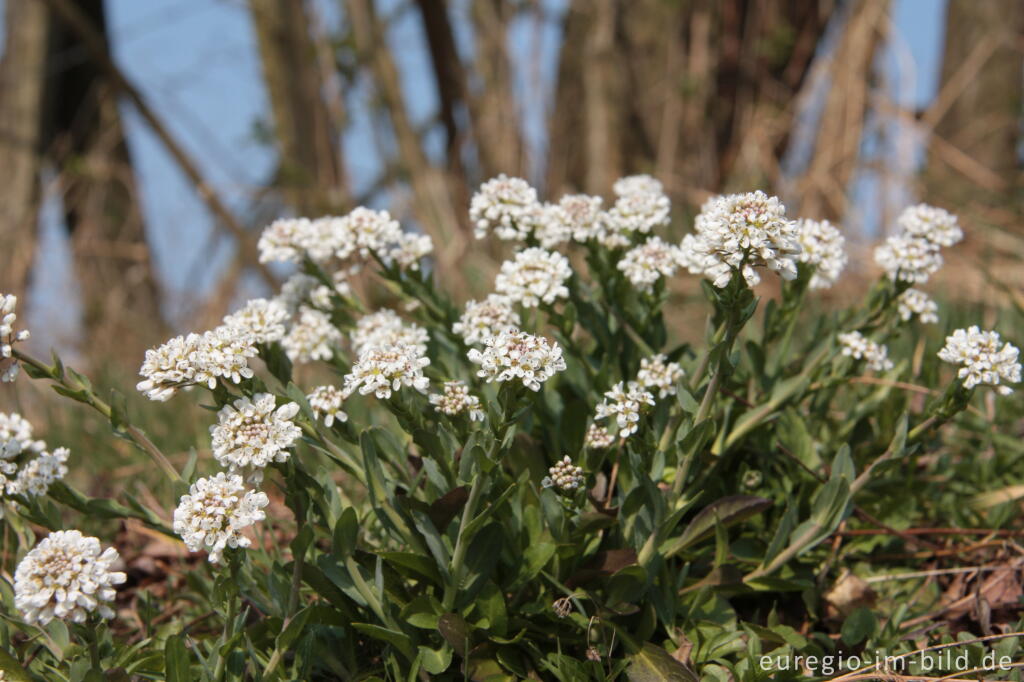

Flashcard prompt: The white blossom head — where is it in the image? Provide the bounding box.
[223,298,289,344]
[542,456,585,492]
[282,307,342,364]
[0,414,68,505]
[874,235,942,284]
[795,219,848,289]
[429,381,485,421]
[584,423,617,449]
[470,175,541,241]
[618,237,683,293]
[613,174,665,198]
[14,530,126,625]
[637,354,685,398]
[276,273,322,314]
[897,289,939,324]
[351,310,428,356]
[386,231,433,270]
[467,329,567,391]
[494,248,572,308]
[343,345,431,400]
[601,189,671,242]
[938,326,1021,395]
[453,295,521,346]
[1,294,29,383]
[173,473,269,564]
[307,385,347,427]
[344,207,404,257]
[547,194,604,243]
[838,331,894,372]
[688,191,801,288]
[137,326,257,401]
[594,381,655,438]
[210,393,302,473]
[897,204,962,248]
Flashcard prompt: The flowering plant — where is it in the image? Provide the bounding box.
[0,176,1021,680]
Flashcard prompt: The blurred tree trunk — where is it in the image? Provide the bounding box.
[250,0,351,214]
[923,0,1022,233]
[0,0,49,301]
[547,0,831,207]
[43,0,164,353]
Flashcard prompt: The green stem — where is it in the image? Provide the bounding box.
[443,467,488,611]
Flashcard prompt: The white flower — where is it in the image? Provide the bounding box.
[137,326,257,401]
[533,203,573,249]
[584,423,616,449]
[613,174,665,198]
[429,381,485,421]
[839,331,894,372]
[173,473,269,564]
[796,219,847,289]
[307,385,347,427]
[223,298,289,344]
[0,412,45,461]
[351,310,428,356]
[14,530,126,625]
[8,447,69,499]
[453,295,521,346]
[637,354,685,398]
[874,235,942,284]
[210,393,301,473]
[277,273,321,314]
[601,190,671,244]
[470,174,541,241]
[386,232,433,270]
[938,326,1021,395]
[898,204,962,248]
[494,247,572,308]
[594,381,655,437]
[344,207,403,257]
[258,217,319,264]
[542,456,585,492]
[553,194,605,243]
[618,237,683,292]
[467,329,566,391]
[685,191,801,288]
[897,289,939,324]
[1,294,30,383]
[282,307,341,364]
[343,345,431,400]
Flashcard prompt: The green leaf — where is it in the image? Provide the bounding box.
[626,643,699,682]
[0,647,33,682]
[841,607,877,646]
[164,634,191,682]
[662,496,771,557]
[417,644,452,675]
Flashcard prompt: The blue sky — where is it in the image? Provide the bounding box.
[8,0,949,343]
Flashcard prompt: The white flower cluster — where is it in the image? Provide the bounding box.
[600,176,671,248]
[429,381,485,421]
[680,191,801,288]
[258,208,433,271]
[467,329,567,391]
[636,354,685,398]
[618,237,684,293]
[470,174,540,241]
[897,289,939,324]
[351,310,428,356]
[281,307,342,364]
[594,381,656,437]
[173,472,269,564]
[494,248,571,308]
[307,385,347,427]
[875,204,962,284]
[137,325,257,401]
[938,326,1021,395]
[0,413,69,506]
[343,345,431,400]
[453,295,521,346]
[584,423,617,449]
[210,393,302,475]
[222,298,289,344]
[14,530,126,625]
[542,456,585,492]
[1,294,29,383]
[534,195,603,248]
[795,219,847,289]
[838,331,894,372]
